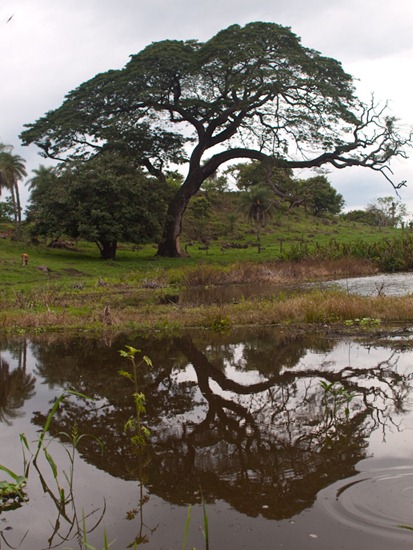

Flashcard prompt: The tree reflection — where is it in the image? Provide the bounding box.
[0,342,36,425]
[29,330,413,525]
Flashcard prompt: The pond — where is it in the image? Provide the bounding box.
[1,328,413,549]
[318,271,413,297]
[171,271,413,307]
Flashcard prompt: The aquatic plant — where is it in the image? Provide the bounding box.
[208,316,231,332]
[318,380,359,455]
[344,317,381,327]
[119,345,153,449]
[0,390,105,548]
[182,499,210,550]
[0,464,27,512]
[119,345,156,546]
[320,380,355,423]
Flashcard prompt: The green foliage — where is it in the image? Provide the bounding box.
[182,499,210,550]
[184,195,212,241]
[232,165,344,217]
[320,381,355,422]
[119,346,153,450]
[0,390,106,548]
[208,317,231,332]
[239,185,277,252]
[0,465,27,512]
[21,23,411,257]
[230,161,293,195]
[365,196,407,227]
[0,143,26,226]
[277,234,413,272]
[318,381,358,451]
[81,517,114,550]
[303,175,345,217]
[240,185,276,225]
[344,317,381,327]
[0,197,15,222]
[27,152,172,259]
[202,172,229,194]
[342,209,379,226]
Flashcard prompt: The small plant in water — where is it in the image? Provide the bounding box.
[0,390,105,549]
[318,380,358,452]
[344,317,381,327]
[0,465,27,512]
[119,345,157,546]
[182,499,210,550]
[320,380,355,421]
[209,316,231,332]
[119,345,153,449]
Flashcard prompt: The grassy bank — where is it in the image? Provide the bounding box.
[1,235,413,335]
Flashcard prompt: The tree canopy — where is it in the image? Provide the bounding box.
[20,22,412,257]
[0,143,26,227]
[26,153,171,259]
[365,196,407,227]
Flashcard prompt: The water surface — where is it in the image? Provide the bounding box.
[1,329,413,549]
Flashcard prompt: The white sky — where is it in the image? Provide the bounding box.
[1,0,413,215]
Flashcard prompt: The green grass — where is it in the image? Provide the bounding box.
[0,211,411,334]
[1,206,404,282]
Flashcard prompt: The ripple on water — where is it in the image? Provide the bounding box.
[318,468,413,540]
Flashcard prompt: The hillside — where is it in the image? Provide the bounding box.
[181,190,404,262]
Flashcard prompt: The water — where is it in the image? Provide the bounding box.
[319,271,413,296]
[172,272,413,307]
[1,329,413,549]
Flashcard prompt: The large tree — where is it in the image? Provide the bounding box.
[20,22,412,257]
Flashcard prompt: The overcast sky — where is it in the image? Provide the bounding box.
[1,0,413,214]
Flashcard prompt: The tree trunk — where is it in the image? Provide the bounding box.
[157,176,199,257]
[257,221,261,254]
[14,182,22,225]
[9,185,17,225]
[97,239,117,260]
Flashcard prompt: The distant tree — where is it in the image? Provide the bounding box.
[202,172,229,194]
[25,165,59,223]
[184,195,213,242]
[341,209,379,226]
[27,165,58,194]
[366,196,407,227]
[21,22,412,257]
[302,175,345,216]
[27,153,172,259]
[0,144,26,226]
[240,185,276,253]
[230,161,293,202]
[232,164,343,216]
[0,197,15,222]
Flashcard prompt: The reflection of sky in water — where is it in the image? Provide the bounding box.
[170,339,413,462]
[295,342,413,461]
[3,335,413,549]
[0,343,62,442]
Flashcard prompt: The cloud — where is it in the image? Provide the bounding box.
[1,0,413,213]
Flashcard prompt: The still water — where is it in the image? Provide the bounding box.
[173,272,413,307]
[1,329,413,549]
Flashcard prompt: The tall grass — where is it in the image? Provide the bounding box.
[280,235,413,272]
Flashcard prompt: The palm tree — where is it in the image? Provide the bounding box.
[27,164,57,194]
[0,144,27,226]
[25,165,59,227]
